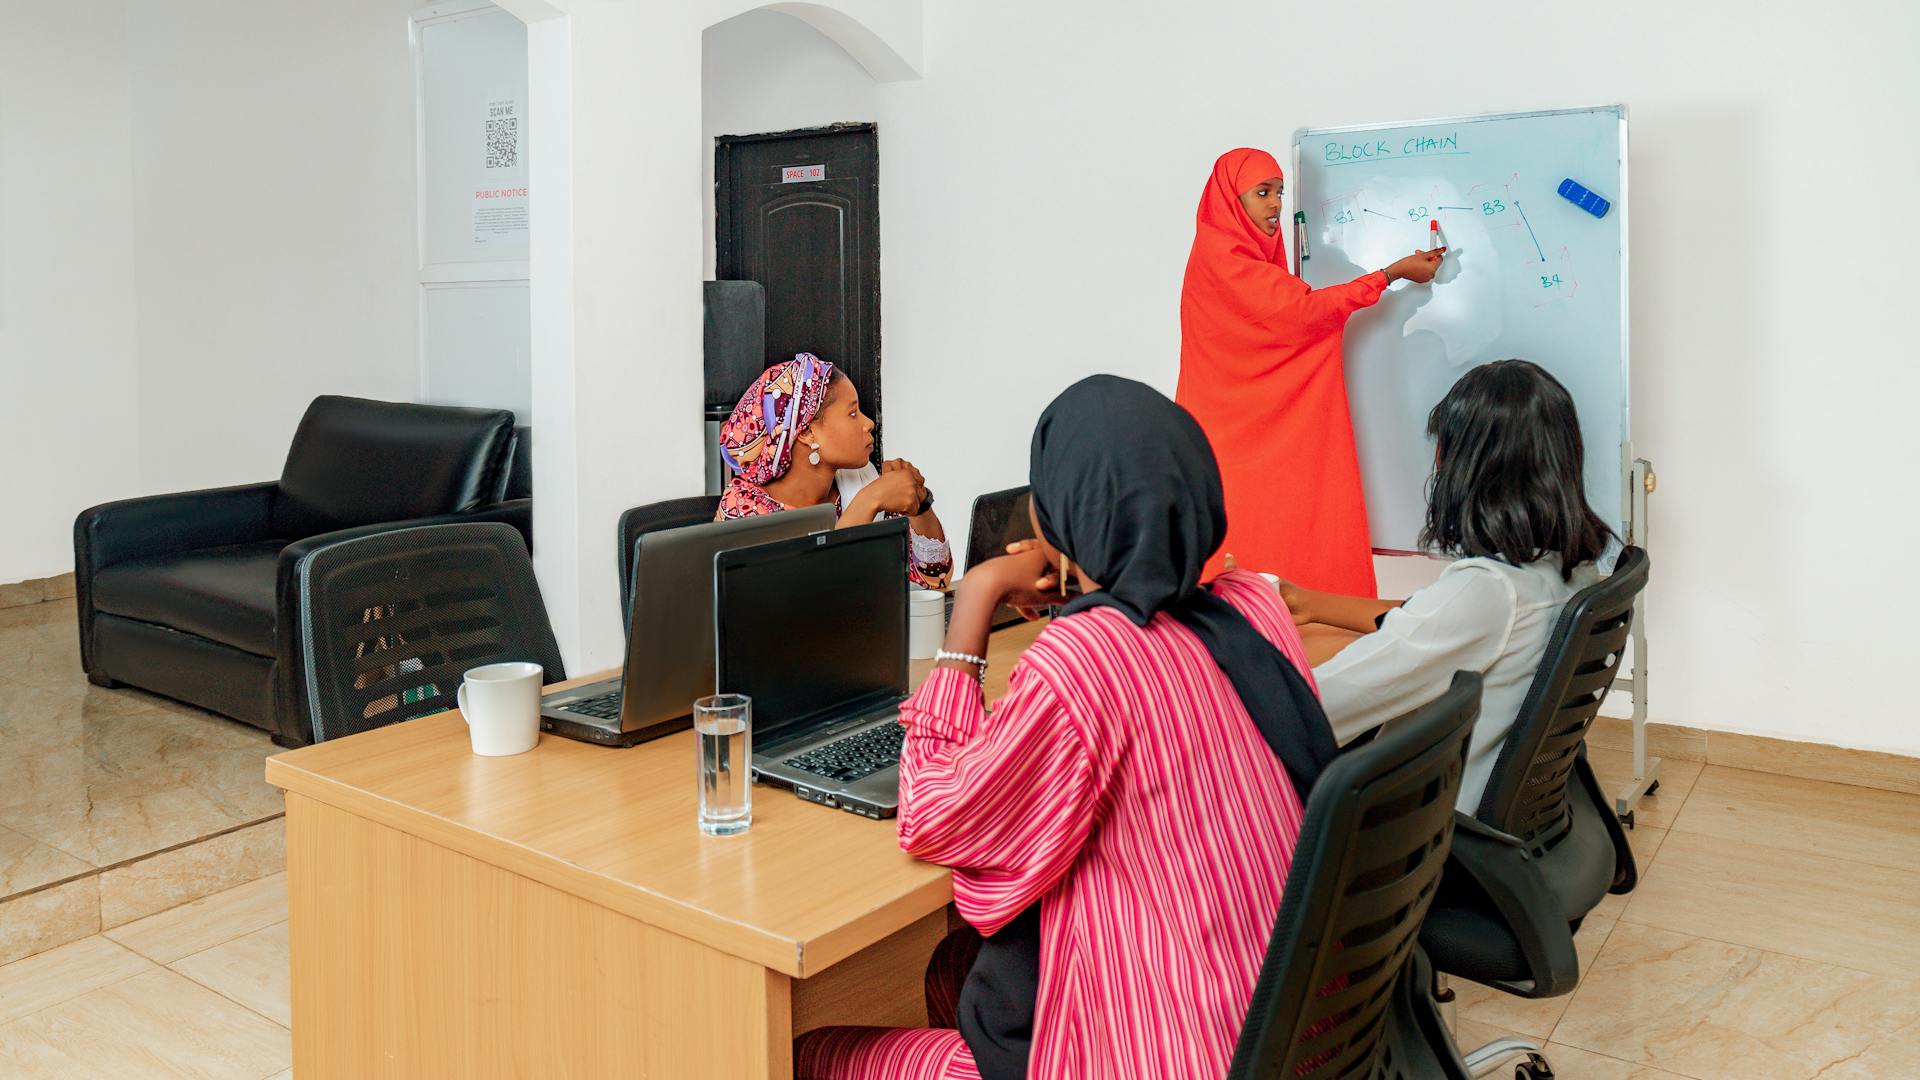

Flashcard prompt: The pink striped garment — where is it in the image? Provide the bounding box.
[896,569,1316,1080]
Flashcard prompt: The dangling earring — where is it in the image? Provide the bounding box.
[808,442,822,467]
[1060,553,1071,593]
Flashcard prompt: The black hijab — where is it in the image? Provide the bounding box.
[956,375,1339,1079]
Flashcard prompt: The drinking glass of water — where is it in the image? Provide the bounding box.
[694,694,752,836]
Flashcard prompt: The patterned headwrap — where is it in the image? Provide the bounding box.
[718,353,836,486]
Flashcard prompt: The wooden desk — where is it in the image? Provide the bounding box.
[265,620,1043,1079]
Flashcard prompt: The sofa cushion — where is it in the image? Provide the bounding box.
[270,396,516,538]
[91,541,286,657]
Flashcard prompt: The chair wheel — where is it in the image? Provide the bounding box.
[1618,809,1635,830]
[1645,779,1660,795]
[1515,1053,1555,1079]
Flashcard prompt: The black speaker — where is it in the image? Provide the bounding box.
[704,280,767,415]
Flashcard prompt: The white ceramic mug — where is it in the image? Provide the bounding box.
[457,661,544,756]
[908,589,947,660]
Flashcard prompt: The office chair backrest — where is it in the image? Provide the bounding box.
[1478,547,1650,851]
[617,496,723,615]
[1229,672,1480,1079]
[297,522,565,743]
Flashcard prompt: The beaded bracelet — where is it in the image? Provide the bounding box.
[935,650,988,679]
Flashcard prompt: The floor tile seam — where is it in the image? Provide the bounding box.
[1603,911,1914,984]
[1635,823,1920,883]
[1693,759,1920,799]
[1537,912,1628,1046]
[0,966,152,1037]
[0,812,284,907]
[1657,818,1920,876]
[1541,1036,1717,1080]
[160,957,291,1034]
[162,919,290,970]
[0,829,100,880]
[107,903,288,967]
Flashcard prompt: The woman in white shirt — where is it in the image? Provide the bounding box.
[1280,360,1614,811]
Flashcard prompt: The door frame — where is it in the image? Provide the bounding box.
[714,123,881,451]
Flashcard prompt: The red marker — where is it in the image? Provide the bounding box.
[1429,219,1441,251]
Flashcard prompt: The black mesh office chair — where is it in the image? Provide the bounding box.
[616,496,723,618]
[1229,672,1483,1080]
[1420,546,1651,1079]
[294,522,566,743]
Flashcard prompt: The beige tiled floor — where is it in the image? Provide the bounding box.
[1446,754,1920,1078]
[0,874,292,1078]
[0,598,285,966]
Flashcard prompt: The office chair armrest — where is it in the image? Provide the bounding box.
[270,510,518,747]
[1442,813,1582,999]
[1575,745,1639,895]
[1450,815,1525,849]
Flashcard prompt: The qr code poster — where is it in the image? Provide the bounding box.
[485,99,519,170]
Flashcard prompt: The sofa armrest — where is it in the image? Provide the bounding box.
[269,509,517,747]
[73,482,279,676]
[75,482,279,575]
[466,498,531,554]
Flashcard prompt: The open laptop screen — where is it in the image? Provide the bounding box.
[714,519,909,748]
[964,486,1035,571]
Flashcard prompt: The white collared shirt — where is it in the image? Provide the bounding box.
[1314,556,1600,811]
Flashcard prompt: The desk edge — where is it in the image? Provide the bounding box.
[266,755,952,977]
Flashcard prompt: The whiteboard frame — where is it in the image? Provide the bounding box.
[1291,104,1632,555]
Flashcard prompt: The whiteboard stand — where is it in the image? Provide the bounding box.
[1612,455,1658,827]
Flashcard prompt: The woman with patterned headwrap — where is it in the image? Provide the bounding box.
[717,352,952,590]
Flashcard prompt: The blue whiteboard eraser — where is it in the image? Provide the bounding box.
[1558,178,1611,218]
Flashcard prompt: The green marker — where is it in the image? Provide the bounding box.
[1294,210,1309,261]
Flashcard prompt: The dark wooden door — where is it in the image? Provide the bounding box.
[715,124,881,452]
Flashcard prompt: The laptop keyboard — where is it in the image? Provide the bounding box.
[558,689,623,721]
[785,721,906,784]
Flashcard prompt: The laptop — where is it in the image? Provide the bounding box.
[539,504,837,746]
[715,518,910,819]
[962,485,1037,630]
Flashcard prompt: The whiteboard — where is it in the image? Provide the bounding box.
[1291,106,1628,553]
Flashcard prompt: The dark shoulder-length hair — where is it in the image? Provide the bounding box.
[1419,359,1614,579]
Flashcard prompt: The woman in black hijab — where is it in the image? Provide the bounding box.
[795,376,1338,1080]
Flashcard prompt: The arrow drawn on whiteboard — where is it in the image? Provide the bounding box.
[1513,200,1546,262]
[1363,209,1396,222]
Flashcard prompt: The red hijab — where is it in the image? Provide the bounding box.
[1195,148,1285,268]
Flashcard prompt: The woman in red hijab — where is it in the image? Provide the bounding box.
[1176,148,1445,596]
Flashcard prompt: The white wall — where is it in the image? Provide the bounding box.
[0,1,141,582]
[126,0,422,495]
[0,0,423,583]
[704,1,1920,756]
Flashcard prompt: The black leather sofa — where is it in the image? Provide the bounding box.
[74,396,527,747]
